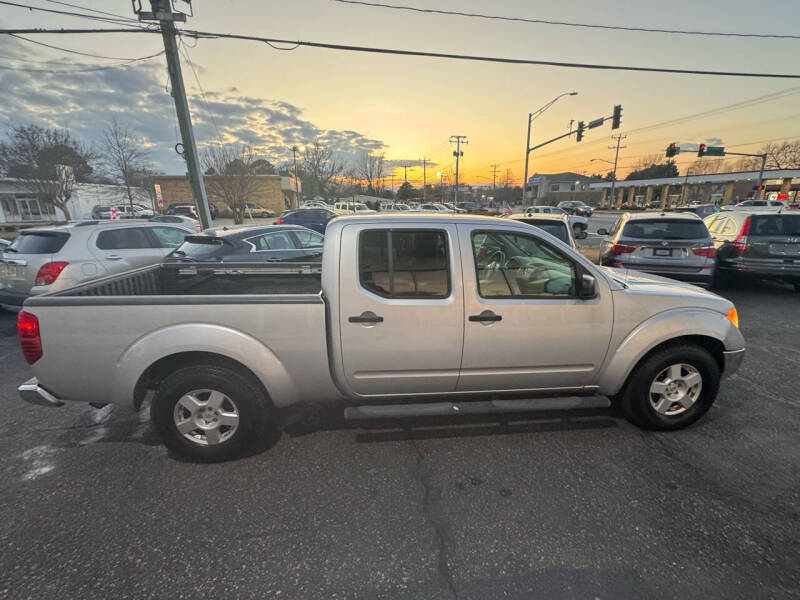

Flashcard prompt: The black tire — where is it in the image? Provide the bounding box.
[711,265,732,290]
[151,364,278,462]
[619,344,720,431]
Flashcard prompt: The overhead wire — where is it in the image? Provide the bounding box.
[8,32,157,60]
[329,0,800,41]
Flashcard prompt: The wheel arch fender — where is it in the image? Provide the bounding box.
[598,308,735,396]
[114,323,296,408]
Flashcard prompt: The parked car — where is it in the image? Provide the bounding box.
[722,199,786,211]
[0,220,193,311]
[0,238,10,250]
[598,212,716,285]
[301,200,331,209]
[379,202,410,212]
[557,200,593,217]
[511,213,585,249]
[418,203,453,212]
[169,225,324,264]
[407,202,421,211]
[442,202,467,214]
[245,203,275,218]
[333,202,374,214]
[704,211,800,291]
[275,207,337,233]
[91,203,154,219]
[165,203,216,217]
[673,204,721,219]
[17,213,744,462]
[456,201,482,213]
[526,206,588,234]
[149,214,202,231]
[167,205,199,219]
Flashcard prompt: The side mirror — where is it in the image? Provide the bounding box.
[578,273,597,299]
[596,228,608,236]
[574,230,588,240]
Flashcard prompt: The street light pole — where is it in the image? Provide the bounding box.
[522,91,578,209]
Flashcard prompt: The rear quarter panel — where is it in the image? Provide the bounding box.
[26,300,340,408]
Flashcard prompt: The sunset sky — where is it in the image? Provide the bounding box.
[2,0,800,186]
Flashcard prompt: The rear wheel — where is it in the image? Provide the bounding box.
[151,365,278,462]
[619,344,720,430]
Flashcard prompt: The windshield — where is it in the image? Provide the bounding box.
[622,219,708,240]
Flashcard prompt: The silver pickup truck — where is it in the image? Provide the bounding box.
[17,214,745,462]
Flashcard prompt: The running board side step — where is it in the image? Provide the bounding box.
[344,396,610,420]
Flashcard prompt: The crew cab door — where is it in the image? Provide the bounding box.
[337,223,463,396]
[457,223,613,392]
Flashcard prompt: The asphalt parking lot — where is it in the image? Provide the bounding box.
[1,235,799,599]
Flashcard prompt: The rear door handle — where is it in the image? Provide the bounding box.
[469,311,502,323]
[106,255,122,260]
[349,311,383,324]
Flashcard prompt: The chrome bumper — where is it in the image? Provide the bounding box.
[722,348,745,378]
[18,377,64,407]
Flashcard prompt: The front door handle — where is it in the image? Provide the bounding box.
[349,311,384,324]
[469,311,502,323]
[106,255,123,260]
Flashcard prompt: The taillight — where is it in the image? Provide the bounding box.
[732,216,751,251]
[17,310,42,364]
[34,261,68,286]
[275,218,284,224]
[692,245,716,258]
[609,243,635,255]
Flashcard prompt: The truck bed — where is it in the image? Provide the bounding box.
[26,262,321,305]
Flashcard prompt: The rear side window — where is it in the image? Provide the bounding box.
[750,215,800,236]
[293,230,324,249]
[151,226,188,248]
[359,229,450,298]
[622,219,708,240]
[173,238,226,260]
[516,219,570,244]
[10,231,69,254]
[96,227,154,250]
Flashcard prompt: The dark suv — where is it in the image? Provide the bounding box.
[704,211,800,291]
[557,200,593,217]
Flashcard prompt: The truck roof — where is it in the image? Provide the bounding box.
[329,213,512,227]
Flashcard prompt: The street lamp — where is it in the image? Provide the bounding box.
[291,145,304,208]
[523,91,578,209]
[437,171,443,202]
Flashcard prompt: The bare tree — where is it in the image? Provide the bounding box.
[356,151,386,195]
[0,124,94,221]
[689,158,727,175]
[761,141,800,169]
[302,139,345,200]
[202,144,263,224]
[101,120,150,209]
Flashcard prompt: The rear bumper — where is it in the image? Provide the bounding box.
[19,377,64,407]
[601,260,714,283]
[722,348,745,378]
[0,289,27,311]
[722,259,800,280]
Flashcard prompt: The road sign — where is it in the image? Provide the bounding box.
[705,146,725,156]
[588,117,604,129]
[154,183,163,209]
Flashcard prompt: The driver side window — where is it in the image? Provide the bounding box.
[471,231,576,298]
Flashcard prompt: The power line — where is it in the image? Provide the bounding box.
[179,28,800,79]
[9,32,156,60]
[0,50,164,72]
[3,25,800,79]
[0,0,153,28]
[42,0,139,22]
[329,0,800,41]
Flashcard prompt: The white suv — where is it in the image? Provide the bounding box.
[0,220,193,311]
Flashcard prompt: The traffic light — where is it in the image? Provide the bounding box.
[666,142,678,158]
[612,104,622,129]
[697,143,706,157]
[576,121,585,142]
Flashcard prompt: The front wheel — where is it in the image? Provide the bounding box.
[619,344,720,430]
[151,365,279,462]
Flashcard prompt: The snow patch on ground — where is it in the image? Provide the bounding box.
[19,445,57,481]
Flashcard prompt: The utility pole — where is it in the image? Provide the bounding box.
[419,157,430,201]
[135,0,212,229]
[403,164,408,182]
[450,135,467,204]
[491,164,499,205]
[608,134,627,209]
[291,145,303,208]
